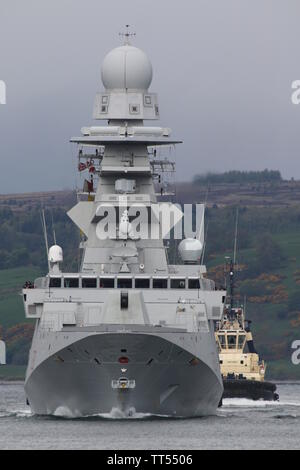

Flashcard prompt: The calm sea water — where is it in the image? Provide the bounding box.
[0,381,299,450]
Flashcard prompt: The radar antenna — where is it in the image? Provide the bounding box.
[233,207,239,265]
[119,25,136,45]
[51,209,57,245]
[40,209,50,271]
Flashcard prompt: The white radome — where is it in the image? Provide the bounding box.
[178,238,203,263]
[48,245,63,264]
[101,45,153,91]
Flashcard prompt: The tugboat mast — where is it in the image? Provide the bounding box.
[227,208,239,318]
[229,259,235,315]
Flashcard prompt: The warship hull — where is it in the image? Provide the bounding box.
[25,331,223,417]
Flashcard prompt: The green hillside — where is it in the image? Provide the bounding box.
[0,267,41,328]
[204,210,300,380]
[0,184,300,380]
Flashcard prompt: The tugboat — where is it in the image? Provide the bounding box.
[215,258,279,401]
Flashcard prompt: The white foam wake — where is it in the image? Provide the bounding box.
[0,408,32,419]
[222,398,300,408]
[95,407,152,420]
[53,405,154,419]
[53,406,82,418]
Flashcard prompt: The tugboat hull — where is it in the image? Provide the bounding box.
[222,379,279,401]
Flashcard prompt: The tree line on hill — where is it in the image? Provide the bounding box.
[1,198,300,372]
[193,169,282,185]
[0,206,79,272]
[0,202,295,279]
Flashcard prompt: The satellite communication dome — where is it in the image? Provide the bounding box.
[48,245,63,264]
[101,45,153,91]
[178,238,203,264]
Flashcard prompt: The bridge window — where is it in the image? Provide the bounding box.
[117,278,133,289]
[153,278,168,289]
[171,279,186,289]
[238,335,246,349]
[100,278,114,288]
[49,277,61,288]
[188,279,200,289]
[135,278,150,288]
[227,335,237,349]
[218,334,226,349]
[82,278,97,288]
[64,278,79,288]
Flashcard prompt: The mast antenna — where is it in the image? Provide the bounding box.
[40,209,50,270]
[233,207,239,265]
[51,210,57,245]
[119,25,136,45]
[200,220,209,265]
[199,186,209,263]
[229,207,239,313]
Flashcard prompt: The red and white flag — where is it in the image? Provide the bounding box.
[78,162,87,172]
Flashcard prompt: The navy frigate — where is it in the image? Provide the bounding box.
[22,31,226,417]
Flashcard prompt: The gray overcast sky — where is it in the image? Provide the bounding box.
[0,0,300,193]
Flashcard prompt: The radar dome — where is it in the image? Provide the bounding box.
[48,245,63,264]
[101,45,153,91]
[178,238,203,264]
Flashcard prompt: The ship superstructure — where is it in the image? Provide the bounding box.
[216,304,266,382]
[22,33,226,417]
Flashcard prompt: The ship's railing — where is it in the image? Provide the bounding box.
[150,159,175,173]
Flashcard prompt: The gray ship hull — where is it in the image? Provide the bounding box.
[25,331,223,417]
